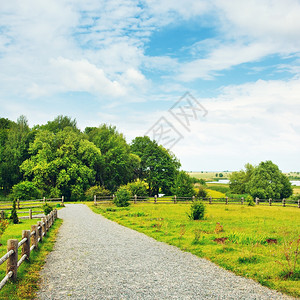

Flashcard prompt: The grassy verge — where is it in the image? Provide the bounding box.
[88,203,300,298]
[0,218,63,299]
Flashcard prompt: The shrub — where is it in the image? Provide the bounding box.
[188,201,206,220]
[10,199,19,224]
[0,219,9,237]
[246,195,255,206]
[195,186,208,199]
[10,181,41,201]
[85,185,110,200]
[43,203,53,215]
[114,186,131,207]
[125,180,148,197]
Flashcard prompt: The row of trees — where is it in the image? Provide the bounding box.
[0,115,181,200]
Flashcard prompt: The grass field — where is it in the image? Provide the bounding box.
[89,203,300,297]
[0,218,62,299]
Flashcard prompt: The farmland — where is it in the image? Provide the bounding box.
[89,203,300,297]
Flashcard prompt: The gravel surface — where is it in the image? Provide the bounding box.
[37,204,292,299]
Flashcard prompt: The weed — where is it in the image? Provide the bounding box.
[214,222,224,234]
[276,236,300,279]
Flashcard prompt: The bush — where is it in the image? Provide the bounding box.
[195,186,208,199]
[43,203,53,215]
[188,201,206,220]
[125,180,148,197]
[10,181,41,201]
[85,185,110,200]
[246,195,255,206]
[10,199,19,224]
[114,186,131,207]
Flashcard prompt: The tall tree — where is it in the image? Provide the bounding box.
[246,161,292,199]
[131,136,180,196]
[20,128,102,200]
[0,116,31,194]
[85,124,140,191]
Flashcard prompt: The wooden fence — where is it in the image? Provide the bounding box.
[94,195,300,208]
[0,197,64,220]
[0,209,58,290]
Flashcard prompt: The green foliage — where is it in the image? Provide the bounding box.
[86,124,140,192]
[0,219,9,237]
[188,201,206,220]
[21,128,101,201]
[114,186,131,207]
[42,203,53,215]
[125,180,148,197]
[10,199,19,224]
[85,185,110,199]
[208,185,229,194]
[195,186,208,199]
[172,171,195,197]
[10,181,41,201]
[246,195,255,206]
[229,163,254,194]
[230,161,293,200]
[131,136,180,196]
[247,161,293,199]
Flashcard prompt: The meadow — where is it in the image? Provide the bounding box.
[89,203,300,297]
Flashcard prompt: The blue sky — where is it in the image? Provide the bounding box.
[1,0,300,172]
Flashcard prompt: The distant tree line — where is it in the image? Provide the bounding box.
[0,115,182,200]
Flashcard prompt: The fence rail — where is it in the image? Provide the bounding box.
[0,196,64,211]
[94,195,300,208]
[0,209,58,291]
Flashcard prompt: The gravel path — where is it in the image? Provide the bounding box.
[37,204,292,299]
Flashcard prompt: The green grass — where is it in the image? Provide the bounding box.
[88,203,300,298]
[0,218,63,299]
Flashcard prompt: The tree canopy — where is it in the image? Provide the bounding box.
[229,161,292,199]
[131,136,180,196]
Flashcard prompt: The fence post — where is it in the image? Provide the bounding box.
[94,195,97,205]
[298,199,300,208]
[61,196,64,205]
[134,195,137,204]
[192,196,195,202]
[7,239,18,281]
[241,197,244,205]
[38,221,43,243]
[255,197,259,205]
[174,195,177,204]
[41,218,47,237]
[0,210,4,219]
[29,209,32,220]
[209,197,212,204]
[54,209,57,219]
[154,195,157,203]
[282,198,286,207]
[225,197,228,205]
[17,199,20,209]
[31,225,38,249]
[269,198,272,206]
[22,230,31,261]
[43,197,46,203]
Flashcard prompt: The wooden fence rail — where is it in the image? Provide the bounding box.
[0,209,58,291]
[0,196,64,211]
[94,195,300,208]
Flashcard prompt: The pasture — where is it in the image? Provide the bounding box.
[89,203,300,297]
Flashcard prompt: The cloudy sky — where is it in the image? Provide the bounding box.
[1,0,300,172]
